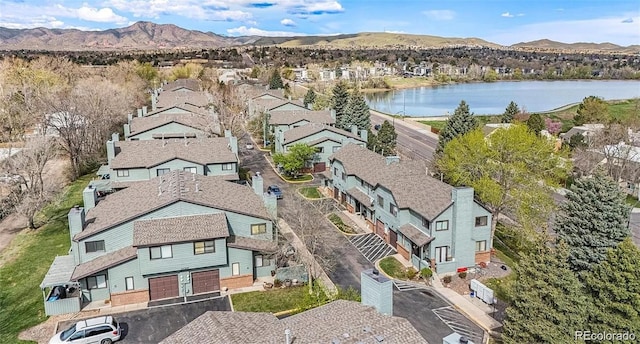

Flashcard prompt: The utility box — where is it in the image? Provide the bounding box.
[470,279,495,304]
[361,269,393,315]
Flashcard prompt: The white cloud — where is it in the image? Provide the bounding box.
[280,18,296,27]
[517,13,525,17]
[77,5,128,24]
[226,26,306,36]
[501,12,514,18]
[422,10,455,21]
[107,0,251,21]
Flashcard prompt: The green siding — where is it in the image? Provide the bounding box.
[219,248,254,278]
[129,122,207,140]
[137,238,228,276]
[206,162,238,176]
[79,272,111,302]
[108,258,147,292]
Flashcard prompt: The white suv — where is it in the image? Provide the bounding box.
[49,316,121,344]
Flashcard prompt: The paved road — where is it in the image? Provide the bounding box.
[370,110,437,162]
[238,137,484,343]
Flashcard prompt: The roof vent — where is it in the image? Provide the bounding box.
[372,269,379,275]
[459,336,469,343]
[195,183,200,193]
[363,326,372,333]
[374,335,385,342]
[157,186,162,196]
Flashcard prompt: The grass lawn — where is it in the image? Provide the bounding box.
[484,273,516,303]
[298,187,322,199]
[231,285,327,314]
[418,120,446,130]
[327,213,355,234]
[282,174,313,182]
[626,194,640,208]
[0,174,92,343]
[379,256,407,279]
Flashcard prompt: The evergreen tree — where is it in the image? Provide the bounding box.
[584,239,640,338]
[331,81,350,130]
[526,113,545,135]
[435,100,478,156]
[366,129,378,151]
[376,120,397,156]
[269,68,284,89]
[555,174,631,272]
[303,88,316,109]
[501,101,519,123]
[502,242,589,344]
[347,88,370,130]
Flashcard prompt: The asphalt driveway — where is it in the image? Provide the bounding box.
[57,297,230,344]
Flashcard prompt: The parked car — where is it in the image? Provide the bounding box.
[267,185,283,199]
[49,316,121,344]
[374,124,381,130]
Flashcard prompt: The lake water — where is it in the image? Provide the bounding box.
[365,80,640,116]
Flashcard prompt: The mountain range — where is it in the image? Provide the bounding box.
[0,21,637,53]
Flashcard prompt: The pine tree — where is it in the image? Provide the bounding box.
[584,239,640,338]
[435,100,478,156]
[526,113,545,135]
[331,81,350,130]
[366,129,378,151]
[303,88,316,109]
[501,101,519,123]
[269,69,284,89]
[555,174,631,272]
[376,120,397,156]
[502,242,589,344]
[347,88,370,130]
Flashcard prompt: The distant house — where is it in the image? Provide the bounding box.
[40,171,278,315]
[268,109,335,134]
[125,113,217,141]
[247,90,287,118]
[602,143,640,198]
[275,124,367,172]
[325,144,492,274]
[560,123,605,143]
[105,132,239,189]
[151,79,209,111]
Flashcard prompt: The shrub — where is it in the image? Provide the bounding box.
[458,271,467,279]
[443,275,452,284]
[406,268,418,280]
[420,268,433,279]
[273,279,282,288]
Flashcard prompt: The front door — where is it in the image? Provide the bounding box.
[375,219,385,238]
[333,187,339,200]
[388,229,397,249]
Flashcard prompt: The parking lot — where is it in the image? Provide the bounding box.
[56,297,230,344]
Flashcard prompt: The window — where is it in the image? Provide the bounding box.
[116,169,129,177]
[435,220,449,231]
[86,326,112,338]
[125,277,134,291]
[156,168,170,176]
[315,147,324,153]
[435,246,450,263]
[377,195,384,207]
[222,163,234,171]
[194,241,215,254]
[333,167,338,176]
[251,223,267,235]
[255,255,264,267]
[232,262,240,276]
[476,240,487,252]
[389,204,398,216]
[332,146,340,153]
[475,216,488,227]
[87,275,107,289]
[183,167,197,173]
[422,217,430,228]
[85,240,105,253]
[69,330,85,341]
[150,245,173,259]
[341,172,346,181]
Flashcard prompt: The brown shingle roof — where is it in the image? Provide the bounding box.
[75,171,271,241]
[156,92,209,109]
[160,300,427,344]
[330,143,453,220]
[111,138,237,169]
[133,213,229,247]
[398,224,434,247]
[71,246,137,281]
[147,103,209,116]
[283,124,364,145]
[227,236,278,253]
[129,114,213,136]
[268,110,334,125]
[163,79,201,92]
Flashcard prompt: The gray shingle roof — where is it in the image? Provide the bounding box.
[163,79,201,92]
[71,246,137,281]
[75,171,271,241]
[133,213,229,247]
[227,236,278,253]
[398,224,434,247]
[268,110,334,125]
[160,300,427,344]
[111,138,237,169]
[147,103,209,117]
[156,92,209,109]
[347,187,373,208]
[330,143,453,221]
[129,114,213,136]
[283,124,364,145]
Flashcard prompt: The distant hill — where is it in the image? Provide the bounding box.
[0,22,636,53]
[513,39,638,54]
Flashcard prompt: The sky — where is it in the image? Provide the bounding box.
[0,0,638,46]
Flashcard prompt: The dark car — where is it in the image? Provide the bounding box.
[374,124,381,130]
[267,185,283,199]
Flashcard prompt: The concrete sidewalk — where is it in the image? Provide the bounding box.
[370,110,440,140]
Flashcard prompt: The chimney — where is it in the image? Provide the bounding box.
[68,205,85,265]
[385,156,400,165]
[307,103,313,110]
[252,172,264,196]
[228,136,238,155]
[137,108,143,117]
[83,185,98,212]
[350,124,358,136]
[442,333,475,344]
[330,109,336,121]
[151,92,157,111]
[361,269,393,315]
[359,129,368,142]
[106,139,116,166]
[124,123,130,138]
[127,113,133,122]
[142,106,148,116]
[224,129,232,138]
[263,191,277,219]
[285,329,292,344]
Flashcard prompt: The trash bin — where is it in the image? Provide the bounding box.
[470,291,475,298]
